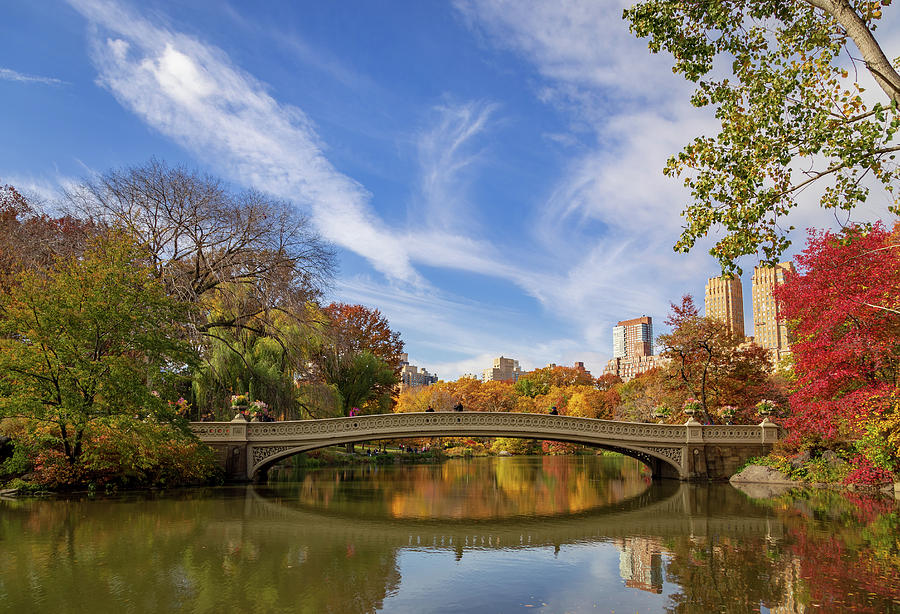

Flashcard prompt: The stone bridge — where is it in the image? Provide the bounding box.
[191,412,781,482]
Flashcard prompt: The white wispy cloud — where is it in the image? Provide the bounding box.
[451,0,718,342]
[69,0,420,283]
[0,172,79,211]
[0,67,67,86]
[66,0,581,377]
[63,0,897,379]
[416,100,499,231]
[59,0,742,377]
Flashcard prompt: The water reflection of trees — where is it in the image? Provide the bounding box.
[281,456,651,520]
[657,489,900,613]
[769,491,900,613]
[0,491,400,613]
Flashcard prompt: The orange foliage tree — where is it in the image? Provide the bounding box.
[323,303,405,373]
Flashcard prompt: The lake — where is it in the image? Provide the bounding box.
[1,455,898,612]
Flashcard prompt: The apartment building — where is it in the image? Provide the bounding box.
[482,356,525,382]
[752,262,795,366]
[603,316,665,381]
[705,275,745,338]
[613,316,653,358]
[398,353,438,392]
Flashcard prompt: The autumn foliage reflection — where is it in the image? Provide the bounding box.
[287,456,651,520]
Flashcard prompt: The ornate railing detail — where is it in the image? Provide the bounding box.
[235,413,705,443]
[251,445,297,467]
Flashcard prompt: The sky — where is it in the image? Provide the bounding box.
[2,1,898,380]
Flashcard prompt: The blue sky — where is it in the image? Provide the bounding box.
[2,1,897,379]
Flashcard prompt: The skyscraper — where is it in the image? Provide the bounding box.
[705,275,745,338]
[752,262,795,365]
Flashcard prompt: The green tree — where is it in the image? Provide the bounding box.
[625,1,900,272]
[321,350,398,418]
[514,375,550,399]
[0,233,195,464]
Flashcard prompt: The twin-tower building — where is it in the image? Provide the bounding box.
[604,262,795,381]
[704,262,795,364]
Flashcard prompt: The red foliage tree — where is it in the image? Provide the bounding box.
[595,373,623,391]
[774,223,900,453]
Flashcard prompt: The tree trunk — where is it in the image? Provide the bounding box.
[60,423,74,463]
[806,0,900,104]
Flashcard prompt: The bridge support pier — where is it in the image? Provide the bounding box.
[682,443,776,481]
[205,442,251,482]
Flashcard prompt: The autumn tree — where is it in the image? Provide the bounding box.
[613,368,678,422]
[404,378,520,413]
[322,303,405,372]
[310,303,405,419]
[658,295,777,422]
[625,1,900,272]
[394,385,434,413]
[774,223,900,466]
[565,386,618,420]
[595,373,623,391]
[0,184,97,290]
[515,365,595,398]
[0,233,194,464]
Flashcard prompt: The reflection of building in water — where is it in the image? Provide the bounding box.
[771,557,806,614]
[616,537,664,594]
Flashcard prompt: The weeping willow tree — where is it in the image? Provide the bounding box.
[191,301,326,420]
[319,350,399,417]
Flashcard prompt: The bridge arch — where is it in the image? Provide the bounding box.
[248,434,684,482]
[191,411,781,482]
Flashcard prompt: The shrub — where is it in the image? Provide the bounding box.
[4,417,220,491]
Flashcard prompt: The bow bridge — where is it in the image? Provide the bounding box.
[191,412,781,482]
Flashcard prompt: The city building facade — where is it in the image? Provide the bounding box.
[752,262,795,366]
[705,274,745,338]
[604,316,665,381]
[398,353,438,392]
[602,354,667,382]
[482,356,525,382]
[613,316,653,358]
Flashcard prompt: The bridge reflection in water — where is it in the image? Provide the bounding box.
[241,479,783,551]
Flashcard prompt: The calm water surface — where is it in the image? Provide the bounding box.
[1,455,898,613]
